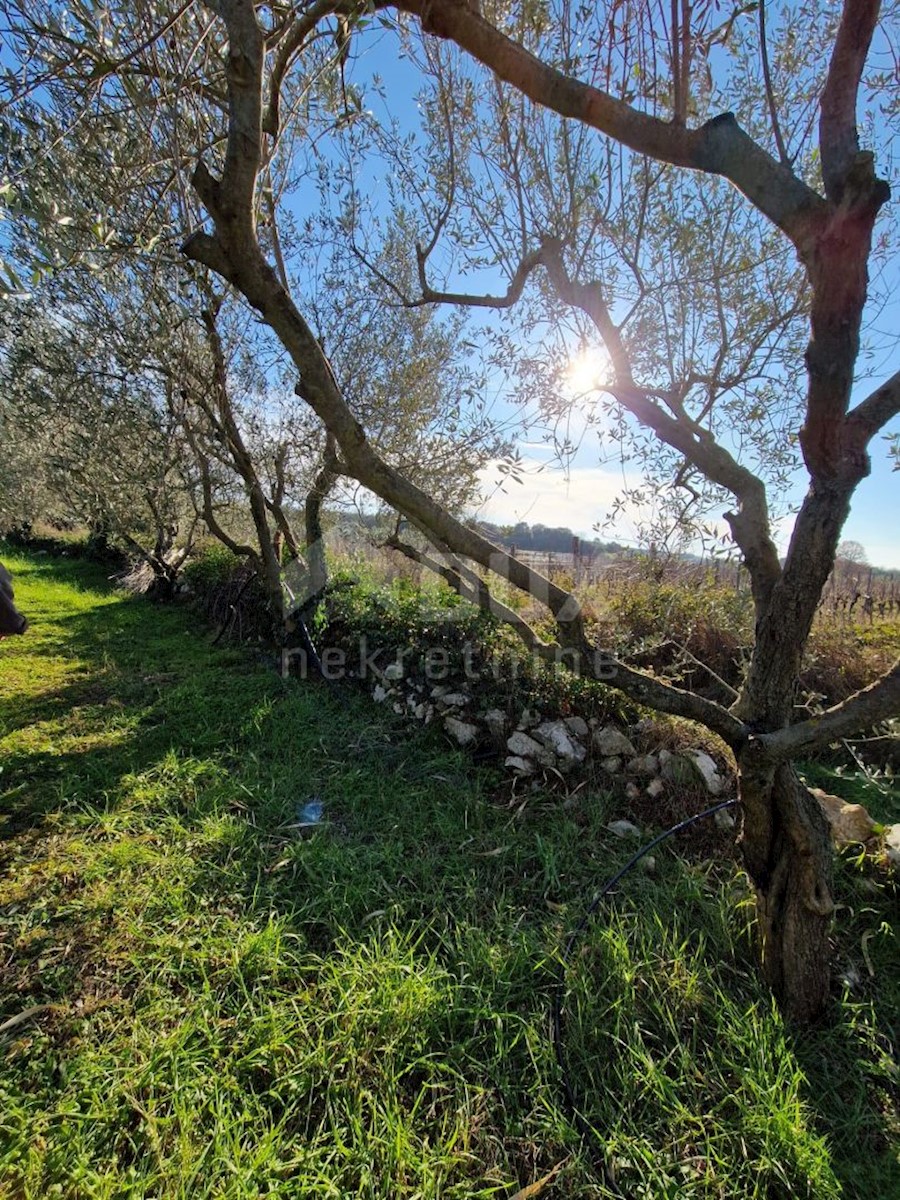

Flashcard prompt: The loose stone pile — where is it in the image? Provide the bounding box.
[367,653,899,865]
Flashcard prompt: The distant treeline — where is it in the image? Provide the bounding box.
[335,512,626,557]
[472,520,626,556]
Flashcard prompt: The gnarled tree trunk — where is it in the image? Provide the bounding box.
[739,757,834,1022]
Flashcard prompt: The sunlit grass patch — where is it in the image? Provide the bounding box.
[1,548,898,1198]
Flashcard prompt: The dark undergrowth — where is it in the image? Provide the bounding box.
[1,547,898,1198]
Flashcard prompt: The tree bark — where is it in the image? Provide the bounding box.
[304,433,340,600]
[738,757,834,1023]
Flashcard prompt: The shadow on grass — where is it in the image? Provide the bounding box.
[2,552,898,1198]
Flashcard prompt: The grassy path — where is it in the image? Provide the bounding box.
[1,549,898,1198]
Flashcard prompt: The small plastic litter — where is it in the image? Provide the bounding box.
[296,797,324,827]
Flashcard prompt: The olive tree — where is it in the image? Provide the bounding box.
[3,0,899,1022]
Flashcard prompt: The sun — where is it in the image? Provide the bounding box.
[564,347,609,398]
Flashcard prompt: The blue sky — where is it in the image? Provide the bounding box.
[472,385,900,568]
[343,18,900,570]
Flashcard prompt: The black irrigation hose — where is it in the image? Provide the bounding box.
[210,571,257,647]
[552,797,740,1195]
[293,613,323,677]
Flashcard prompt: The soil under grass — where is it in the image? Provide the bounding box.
[1,547,898,1198]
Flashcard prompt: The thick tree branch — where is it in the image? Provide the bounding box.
[845,369,900,444]
[214,0,266,221]
[756,658,900,762]
[392,0,827,248]
[819,0,881,201]
[304,432,340,596]
[416,243,543,307]
[539,237,783,613]
[264,0,342,136]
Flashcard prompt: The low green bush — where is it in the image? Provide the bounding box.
[183,543,244,591]
[321,574,632,725]
[608,577,754,695]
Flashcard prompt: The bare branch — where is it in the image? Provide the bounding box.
[759,0,790,166]
[416,244,543,308]
[846,369,900,444]
[757,659,900,762]
[819,0,881,200]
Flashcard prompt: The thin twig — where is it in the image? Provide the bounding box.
[759,0,790,165]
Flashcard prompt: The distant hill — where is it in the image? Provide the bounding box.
[471,520,626,556]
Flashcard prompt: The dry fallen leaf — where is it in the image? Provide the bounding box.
[508,1161,564,1199]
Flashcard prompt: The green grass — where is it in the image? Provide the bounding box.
[1,548,898,1198]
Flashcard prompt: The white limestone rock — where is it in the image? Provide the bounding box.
[608,818,642,839]
[444,716,480,747]
[714,806,737,831]
[627,754,659,777]
[662,750,725,795]
[564,716,590,738]
[533,720,587,766]
[812,787,877,846]
[593,726,637,758]
[884,823,900,867]
[483,708,509,740]
[506,730,544,759]
[688,751,725,795]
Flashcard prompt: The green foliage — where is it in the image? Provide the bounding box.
[611,577,754,647]
[182,543,244,592]
[802,618,900,705]
[322,574,631,724]
[325,572,491,664]
[1,549,899,1197]
[608,576,754,696]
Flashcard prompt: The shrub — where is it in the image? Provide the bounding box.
[320,575,632,726]
[183,543,243,591]
[608,577,754,697]
[802,616,900,704]
[183,545,270,642]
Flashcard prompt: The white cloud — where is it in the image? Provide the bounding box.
[472,457,648,541]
